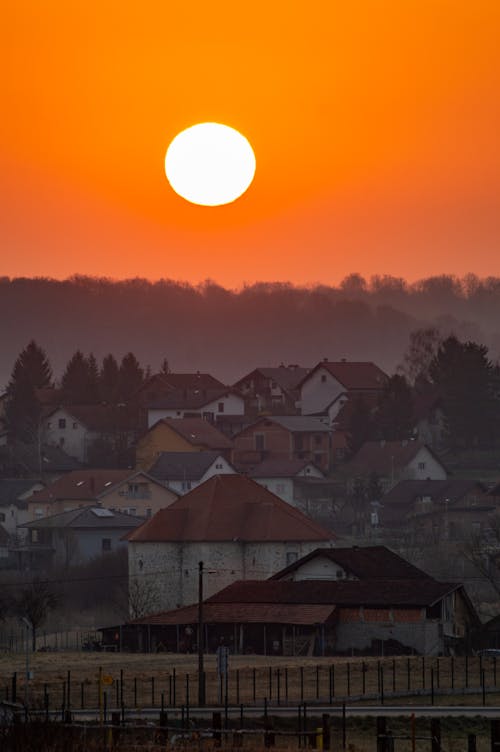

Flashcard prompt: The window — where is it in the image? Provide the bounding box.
[46,421,52,429]
[286,551,298,565]
[102,538,112,552]
[72,422,78,429]
[418,462,426,470]
[321,374,327,383]
[58,418,66,429]
[218,402,224,413]
[59,437,65,446]
[215,463,223,470]
[31,530,39,543]
[127,483,151,499]
[0,512,5,522]
[35,509,44,518]
[182,480,192,491]
[314,434,323,446]
[255,433,265,451]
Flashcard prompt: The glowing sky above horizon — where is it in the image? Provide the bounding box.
[1,1,499,288]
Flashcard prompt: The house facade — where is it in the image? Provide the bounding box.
[348,441,448,491]
[233,365,308,415]
[147,390,244,428]
[135,418,233,471]
[27,469,178,520]
[232,416,333,472]
[19,507,142,569]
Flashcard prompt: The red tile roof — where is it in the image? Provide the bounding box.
[127,474,335,543]
[31,469,134,502]
[131,602,336,626]
[151,418,233,450]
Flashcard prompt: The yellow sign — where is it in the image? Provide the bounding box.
[101,675,113,686]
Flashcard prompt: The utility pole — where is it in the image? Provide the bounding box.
[198,561,206,705]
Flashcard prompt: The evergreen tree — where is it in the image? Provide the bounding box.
[99,354,120,403]
[4,340,52,441]
[61,350,93,404]
[118,353,144,401]
[86,353,100,403]
[429,335,497,449]
[346,396,375,457]
[376,374,415,441]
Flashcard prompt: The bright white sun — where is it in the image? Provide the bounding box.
[165,122,256,206]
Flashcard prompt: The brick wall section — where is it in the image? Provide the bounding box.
[393,608,423,623]
[364,608,391,622]
[338,608,361,623]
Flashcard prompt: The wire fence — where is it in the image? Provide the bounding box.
[3,655,500,712]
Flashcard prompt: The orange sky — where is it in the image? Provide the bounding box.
[1,1,499,288]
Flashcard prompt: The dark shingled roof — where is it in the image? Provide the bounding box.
[0,479,43,506]
[207,578,459,608]
[127,474,335,543]
[148,451,233,482]
[270,546,434,581]
[249,458,323,479]
[22,506,143,530]
[147,389,239,410]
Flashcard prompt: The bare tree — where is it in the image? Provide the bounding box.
[16,579,60,651]
[127,578,161,620]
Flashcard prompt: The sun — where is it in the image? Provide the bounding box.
[165,123,256,207]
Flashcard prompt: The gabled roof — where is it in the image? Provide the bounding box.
[147,388,241,411]
[249,458,324,479]
[270,546,434,581]
[148,451,234,482]
[348,440,446,476]
[147,418,233,450]
[236,416,330,437]
[299,361,388,391]
[0,479,44,506]
[30,469,138,503]
[21,506,143,530]
[137,372,225,396]
[126,474,335,543]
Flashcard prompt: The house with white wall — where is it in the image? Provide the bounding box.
[126,474,335,613]
[146,389,244,427]
[298,360,387,416]
[347,440,447,491]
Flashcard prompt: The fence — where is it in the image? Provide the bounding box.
[1,712,499,752]
[0,629,100,653]
[3,655,500,712]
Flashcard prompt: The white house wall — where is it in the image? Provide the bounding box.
[128,539,324,613]
[404,447,447,481]
[147,394,244,428]
[44,409,96,463]
[299,369,345,416]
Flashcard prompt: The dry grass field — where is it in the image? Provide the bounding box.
[2,651,500,710]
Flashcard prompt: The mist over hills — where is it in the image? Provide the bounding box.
[1,273,500,388]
